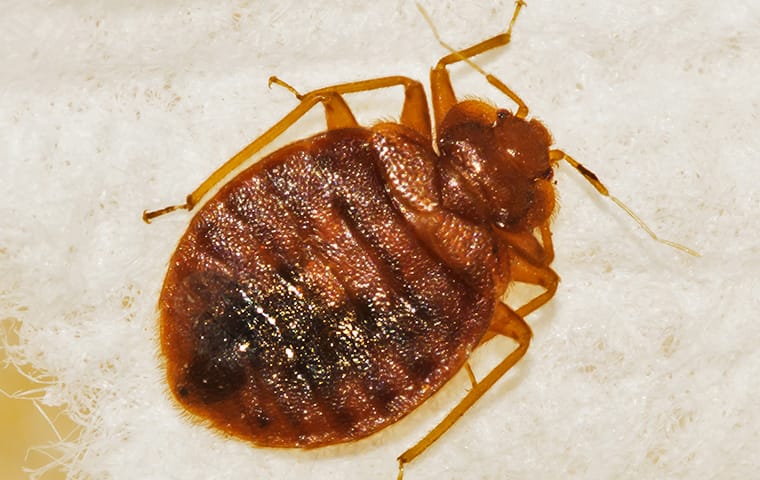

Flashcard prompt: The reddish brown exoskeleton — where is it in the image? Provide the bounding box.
[145,2,696,478]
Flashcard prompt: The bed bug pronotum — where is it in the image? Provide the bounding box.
[144,2,696,478]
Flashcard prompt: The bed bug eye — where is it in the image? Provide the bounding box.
[497,110,510,119]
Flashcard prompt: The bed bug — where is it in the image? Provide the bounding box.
[144,2,696,478]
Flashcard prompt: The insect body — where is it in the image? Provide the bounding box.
[160,100,553,437]
[146,2,694,477]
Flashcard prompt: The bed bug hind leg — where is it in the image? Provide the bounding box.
[143,75,431,223]
[397,303,531,479]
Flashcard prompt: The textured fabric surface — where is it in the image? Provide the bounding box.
[2,1,759,479]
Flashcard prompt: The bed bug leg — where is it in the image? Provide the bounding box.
[464,362,478,388]
[142,202,190,223]
[509,251,560,317]
[397,227,556,477]
[269,76,359,129]
[420,0,529,124]
[143,76,430,222]
[498,224,555,266]
[397,303,532,479]
[268,75,304,99]
[549,149,700,256]
[538,223,555,264]
[479,229,558,346]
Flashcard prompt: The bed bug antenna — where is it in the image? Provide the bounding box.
[549,150,700,256]
[417,1,529,118]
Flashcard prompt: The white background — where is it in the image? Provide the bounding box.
[2,1,759,479]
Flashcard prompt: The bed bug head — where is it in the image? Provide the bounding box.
[437,100,556,232]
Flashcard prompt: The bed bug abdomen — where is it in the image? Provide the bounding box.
[160,126,497,447]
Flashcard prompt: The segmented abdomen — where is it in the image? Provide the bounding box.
[160,127,494,447]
